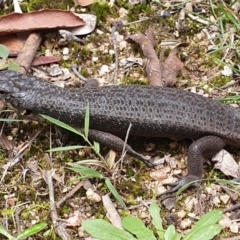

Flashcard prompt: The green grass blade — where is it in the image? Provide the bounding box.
[84,102,90,139]
[48,145,90,152]
[0,224,15,239]
[41,114,85,137]
[17,222,47,240]
[67,164,104,178]
[93,141,100,153]
[0,118,21,122]
[105,178,126,208]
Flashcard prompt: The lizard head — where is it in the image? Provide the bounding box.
[0,70,36,108]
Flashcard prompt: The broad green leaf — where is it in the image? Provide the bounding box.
[105,178,126,208]
[41,114,84,137]
[149,203,164,239]
[183,224,222,240]
[183,210,223,240]
[17,222,47,240]
[84,102,90,139]
[149,203,163,229]
[164,225,182,240]
[82,219,137,240]
[48,145,89,152]
[122,216,156,240]
[0,224,15,239]
[0,59,8,70]
[0,44,9,59]
[8,60,20,72]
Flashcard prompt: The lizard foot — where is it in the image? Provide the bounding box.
[156,174,201,200]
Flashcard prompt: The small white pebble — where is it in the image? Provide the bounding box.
[177,210,186,219]
[212,196,221,207]
[140,211,148,219]
[31,220,37,225]
[86,189,101,203]
[109,49,115,55]
[221,65,233,76]
[45,49,53,56]
[180,218,192,229]
[92,57,98,62]
[185,197,198,211]
[62,47,69,55]
[230,222,239,233]
[220,194,230,204]
[99,65,109,76]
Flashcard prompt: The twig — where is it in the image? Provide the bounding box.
[115,123,132,169]
[111,21,123,84]
[56,180,86,208]
[72,64,88,82]
[43,170,71,240]
[220,79,240,89]
[15,201,31,235]
[102,194,123,229]
[16,32,42,74]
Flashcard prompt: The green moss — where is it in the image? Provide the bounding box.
[209,75,232,88]
[127,4,152,22]
[61,205,72,215]
[22,0,74,11]
[88,2,118,26]
[121,76,148,85]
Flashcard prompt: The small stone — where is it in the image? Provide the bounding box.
[220,194,230,204]
[92,57,98,62]
[62,47,69,55]
[119,40,127,50]
[219,216,232,228]
[86,188,101,202]
[140,211,148,219]
[153,185,167,196]
[212,196,221,207]
[230,222,239,233]
[177,210,186,219]
[221,65,233,76]
[99,65,109,76]
[45,49,53,56]
[48,64,62,77]
[109,49,115,55]
[150,170,167,180]
[185,196,198,211]
[180,218,192,229]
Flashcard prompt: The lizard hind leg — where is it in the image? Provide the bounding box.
[157,135,226,199]
[87,129,157,167]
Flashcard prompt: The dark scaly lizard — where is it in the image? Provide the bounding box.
[0,70,240,194]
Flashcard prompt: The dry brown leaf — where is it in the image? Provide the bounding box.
[0,35,24,54]
[0,9,85,36]
[32,56,62,66]
[127,29,163,87]
[160,42,189,87]
[127,29,188,87]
